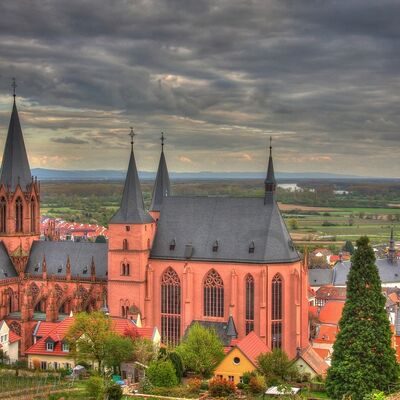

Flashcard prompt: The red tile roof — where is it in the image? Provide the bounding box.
[35,321,59,338]
[26,316,154,356]
[314,325,338,344]
[309,306,318,319]
[9,330,21,344]
[312,347,330,361]
[318,301,345,325]
[26,317,75,356]
[299,346,329,376]
[234,331,270,366]
[316,286,347,301]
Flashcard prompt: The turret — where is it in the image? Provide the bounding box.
[0,79,40,265]
[107,128,155,321]
[388,227,397,264]
[150,132,171,218]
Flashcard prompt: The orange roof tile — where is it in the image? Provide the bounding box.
[314,324,338,344]
[235,331,270,365]
[299,346,329,375]
[9,330,21,344]
[35,321,59,338]
[312,347,330,360]
[389,293,399,303]
[309,306,318,319]
[318,301,345,325]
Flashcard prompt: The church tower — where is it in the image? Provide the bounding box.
[0,80,40,273]
[149,132,171,220]
[107,129,155,323]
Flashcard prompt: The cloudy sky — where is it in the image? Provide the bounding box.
[0,0,399,177]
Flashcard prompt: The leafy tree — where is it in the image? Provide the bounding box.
[66,311,112,371]
[167,351,184,381]
[131,337,156,365]
[326,236,398,400]
[147,360,178,387]
[175,322,224,378]
[104,333,134,373]
[342,240,354,254]
[257,349,298,384]
[95,235,107,243]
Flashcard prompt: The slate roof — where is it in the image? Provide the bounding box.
[25,241,108,278]
[308,269,333,287]
[150,150,171,212]
[332,258,400,286]
[150,196,299,264]
[0,101,32,191]
[0,241,17,279]
[110,149,153,224]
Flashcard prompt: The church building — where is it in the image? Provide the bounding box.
[0,87,310,360]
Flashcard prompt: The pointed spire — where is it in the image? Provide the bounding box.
[110,129,153,224]
[388,226,397,264]
[150,132,171,212]
[0,80,32,191]
[264,136,276,204]
[226,315,238,340]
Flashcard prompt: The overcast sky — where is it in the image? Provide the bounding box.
[0,0,399,177]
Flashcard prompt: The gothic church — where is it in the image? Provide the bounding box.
[0,92,309,359]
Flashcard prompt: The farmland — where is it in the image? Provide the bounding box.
[39,179,400,247]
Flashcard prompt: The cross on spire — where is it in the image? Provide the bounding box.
[161,131,165,151]
[11,78,17,100]
[129,127,136,151]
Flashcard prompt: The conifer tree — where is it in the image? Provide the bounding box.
[326,236,398,400]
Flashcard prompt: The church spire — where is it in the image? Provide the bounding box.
[0,79,32,191]
[109,128,153,224]
[264,136,276,204]
[150,132,171,212]
[388,226,397,264]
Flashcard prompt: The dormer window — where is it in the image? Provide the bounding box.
[169,239,176,251]
[62,342,69,352]
[212,240,219,252]
[83,266,88,274]
[3,269,8,277]
[34,264,39,272]
[249,241,255,254]
[46,341,54,351]
[58,266,62,273]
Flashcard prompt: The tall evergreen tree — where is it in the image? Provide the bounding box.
[326,236,398,400]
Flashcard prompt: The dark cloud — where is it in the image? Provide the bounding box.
[50,136,89,145]
[0,0,399,176]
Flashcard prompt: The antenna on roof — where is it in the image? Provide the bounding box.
[11,78,17,102]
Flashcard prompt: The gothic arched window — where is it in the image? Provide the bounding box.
[271,274,283,349]
[0,197,6,233]
[15,197,23,232]
[123,239,128,250]
[126,263,130,276]
[204,269,224,317]
[161,267,181,345]
[245,274,255,335]
[30,197,36,233]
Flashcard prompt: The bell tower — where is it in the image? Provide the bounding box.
[107,129,155,323]
[0,79,40,273]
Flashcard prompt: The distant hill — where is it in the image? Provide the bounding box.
[28,168,387,181]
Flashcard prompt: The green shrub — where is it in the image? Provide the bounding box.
[208,377,236,397]
[236,382,244,390]
[187,377,202,393]
[138,375,153,394]
[147,360,178,387]
[242,371,256,385]
[105,382,123,400]
[168,351,184,380]
[200,381,209,390]
[85,375,105,399]
[249,373,266,394]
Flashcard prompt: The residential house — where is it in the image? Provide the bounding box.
[214,331,269,384]
[0,320,21,363]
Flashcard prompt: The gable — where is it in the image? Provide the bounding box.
[215,347,257,376]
